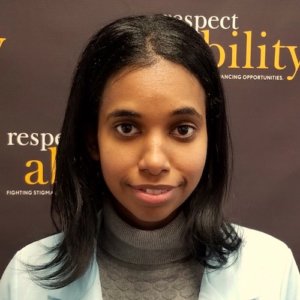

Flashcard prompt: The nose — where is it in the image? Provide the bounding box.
[138,135,170,176]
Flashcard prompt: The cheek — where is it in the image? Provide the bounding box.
[99,146,119,178]
[98,137,135,180]
[184,156,206,180]
[176,141,207,184]
[99,149,123,196]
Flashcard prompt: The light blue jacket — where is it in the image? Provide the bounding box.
[1,226,299,299]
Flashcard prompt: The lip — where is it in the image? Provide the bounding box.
[129,184,177,205]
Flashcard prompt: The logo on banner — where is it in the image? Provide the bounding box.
[5,132,59,196]
[1,38,56,196]
[0,37,6,48]
[166,14,299,81]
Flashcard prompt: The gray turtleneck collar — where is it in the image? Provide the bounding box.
[97,201,203,299]
[98,201,192,265]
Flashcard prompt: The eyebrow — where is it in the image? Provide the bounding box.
[106,109,142,121]
[172,107,203,120]
[106,106,203,120]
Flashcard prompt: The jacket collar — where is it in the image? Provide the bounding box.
[47,254,102,300]
[198,270,226,300]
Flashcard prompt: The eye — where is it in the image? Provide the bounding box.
[115,123,139,136]
[172,124,196,139]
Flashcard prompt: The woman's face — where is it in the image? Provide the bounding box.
[95,59,207,229]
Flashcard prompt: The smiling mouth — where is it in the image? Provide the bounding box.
[128,185,176,205]
[131,184,176,192]
[139,188,171,195]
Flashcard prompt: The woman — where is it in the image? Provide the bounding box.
[0,14,299,299]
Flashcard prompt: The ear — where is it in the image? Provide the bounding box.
[86,130,100,161]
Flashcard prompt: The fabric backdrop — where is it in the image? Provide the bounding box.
[0,0,299,274]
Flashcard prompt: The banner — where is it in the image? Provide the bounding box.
[0,0,299,274]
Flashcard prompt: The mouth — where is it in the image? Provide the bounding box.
[129,184,178,205]
[137,187,172,195]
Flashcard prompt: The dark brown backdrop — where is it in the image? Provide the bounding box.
[0,0,299,275]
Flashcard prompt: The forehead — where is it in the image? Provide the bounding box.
[100,59,206,115]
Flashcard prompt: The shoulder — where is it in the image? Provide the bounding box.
[0,234,63,299]
[0,234,101,300]
[14,233,63,264]
[229,225,296,275]
[1,233,63,274]
[202,225,300,299]
[235,225,292,261]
